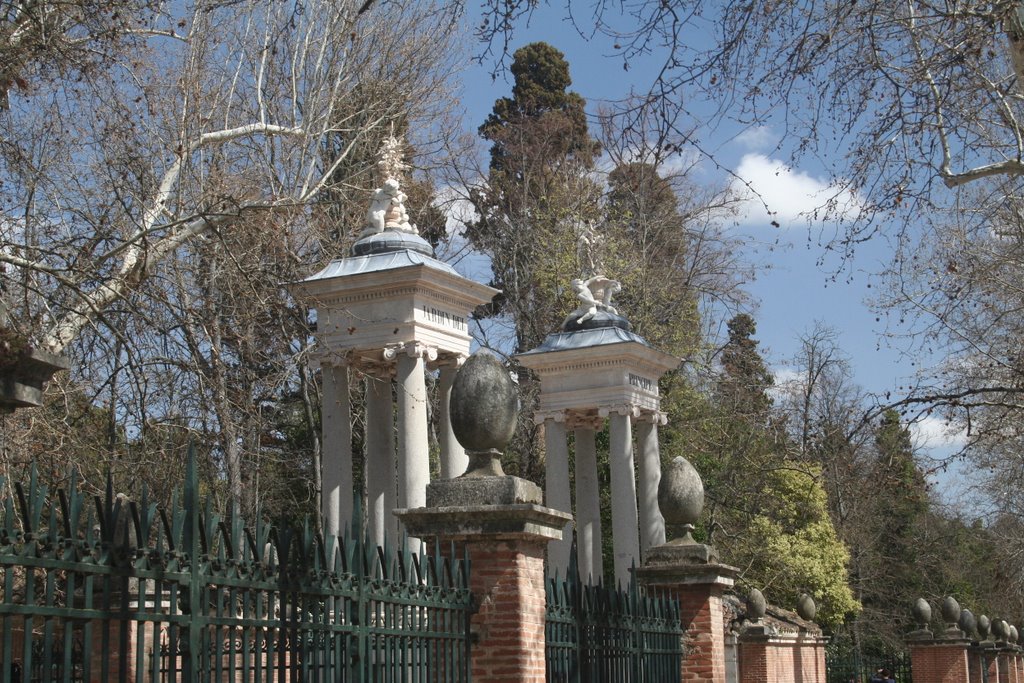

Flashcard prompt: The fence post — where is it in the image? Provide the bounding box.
[399,477,570,683]
[636,546,737,683]
[906,598,971,683]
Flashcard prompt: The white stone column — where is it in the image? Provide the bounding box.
[606,406,640,586]
[541,412,571,578]
[364,373,395,548]
[438,362,467,478]
[636,414,666,555]
[321,362,352,538]
[392,343,435,551]
[574,425,603,585]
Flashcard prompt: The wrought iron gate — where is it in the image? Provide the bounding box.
[0,455,472,682]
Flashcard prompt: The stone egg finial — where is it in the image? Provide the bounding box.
[995,619,1010,641]
[959,609,977,637]
[796,593,817,622]
[978,615,991,639]
[658,456,704,544]
[941,596,961,628]
[450,350,518,477]
[912,598,932,628]
[747,588,767,623]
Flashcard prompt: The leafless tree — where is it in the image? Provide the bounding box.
[0,0,466,509]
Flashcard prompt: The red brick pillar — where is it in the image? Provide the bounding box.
[464,539,547,681]
[794,632,828,683]
[398,475,572,683]
[968,645,987,683]
[907,638,971,683]
[636,544,738,683]
[998,649,1012,683]
[737,628,773,683]
[991,647,1007,683]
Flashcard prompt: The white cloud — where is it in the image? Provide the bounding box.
[768,367,804,403]
[432,184,478,238]
[733,126,776,151]
[910,415,969,450]
[730,153,862,227]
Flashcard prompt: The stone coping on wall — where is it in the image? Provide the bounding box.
[723,592,825,639]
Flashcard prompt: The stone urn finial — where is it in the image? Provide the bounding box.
[912,598,932,628]
[746,588,767,624]
[796,593,817,622]
[941,596,963,636]
[995,619,1010,643]
[959,609,977,638]
[450,350,518,477]
[658,456,704,545]
[941,596,961,626]
[978,615,991,641]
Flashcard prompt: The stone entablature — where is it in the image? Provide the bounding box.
[293,256,496,361]
[517,343,678,413]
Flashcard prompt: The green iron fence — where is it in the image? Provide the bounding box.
[0,454,472,682]
[545,555,683,683]
[825,646,912,683]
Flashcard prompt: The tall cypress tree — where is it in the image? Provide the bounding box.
[467,42,601,354]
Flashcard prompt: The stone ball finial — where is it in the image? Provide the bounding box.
[450,350,518,477]
[658,456,704,543]
[747,588,767,623]
[978,615,991,639]
[959,609,977,637]
[912,598,932,628]
[941,596,961,627]
[796,593,817,622]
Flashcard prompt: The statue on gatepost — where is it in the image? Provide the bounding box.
[561,219,623,330]
[363,135,417,237]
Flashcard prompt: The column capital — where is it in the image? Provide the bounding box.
[383,341,439,361]
[433,351,468,369]
[636,409,668,425]
[533,409,567,425]
[310,349,352,369]
[599,403,640,419]
[565,409,604,430]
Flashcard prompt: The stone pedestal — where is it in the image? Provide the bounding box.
[907,635,972,683]
[0,347,69,412]
[397,475,572,683]
[637,543,738,683]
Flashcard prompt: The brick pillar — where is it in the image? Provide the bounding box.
[636,542,737,683]
[398,474,572,683]
[968,645,986,683]
[907,636,971,683]
[794,633,828,683]
[737,629,772,683]
[987,646,1001,683]
[464,539,547,681]
[998,649,1012,683]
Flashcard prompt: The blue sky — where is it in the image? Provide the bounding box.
[442,4,971,492]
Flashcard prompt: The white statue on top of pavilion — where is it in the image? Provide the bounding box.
[363,135,417,237]
[561,220,622,329]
